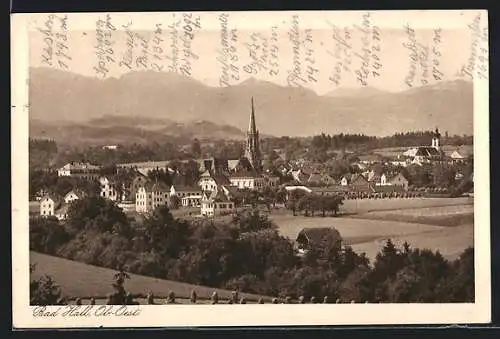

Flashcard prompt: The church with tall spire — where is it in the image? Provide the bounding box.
[244,97,262,172]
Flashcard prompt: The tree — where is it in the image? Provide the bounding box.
[432,163,456,188]
[29,169,58,200]
[30,216,70,255]
[182,160,201,186]
[66,196,130,236]
[436,247,474,302]
[30,265,62,305]
[237,229,298,278]
[232,210,277,233]
[168,195,181,209]
[139,205,192,259]
[191,138,202,157]
[147,168,172,186]
[109,265,131,305]
[286,189,306,216]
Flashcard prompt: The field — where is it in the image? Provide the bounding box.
[30,252,269,304]
[339,197,473,214]
[352,204,474,226]
[271,197,474,263]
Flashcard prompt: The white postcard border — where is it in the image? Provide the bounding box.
[11,10,491,328]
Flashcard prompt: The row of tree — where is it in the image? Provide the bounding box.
[307,131,472,153]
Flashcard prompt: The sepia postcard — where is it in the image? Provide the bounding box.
[11,10,490,328]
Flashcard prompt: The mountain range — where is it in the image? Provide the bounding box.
[29,67,474,144]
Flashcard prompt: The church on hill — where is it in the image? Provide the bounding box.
[243,97,263,173]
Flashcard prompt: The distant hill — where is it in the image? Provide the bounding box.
[29,116,245,146]
[29,67,474,138]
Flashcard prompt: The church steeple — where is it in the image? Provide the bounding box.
[432,127,441,149]
[244,97,262,172]
[249,97,257,134]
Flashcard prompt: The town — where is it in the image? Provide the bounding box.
[29,98,474,305]
[33,98,473,221]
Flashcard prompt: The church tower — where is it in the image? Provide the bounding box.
[431,127,441,150]
[244,97,262,172]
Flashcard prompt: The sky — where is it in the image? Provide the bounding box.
[27,10,488,95]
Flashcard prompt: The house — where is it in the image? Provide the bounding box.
[169,185,202,198]
[349,173,373,192]
[449,148,473,162]
[135,181,170,213]
[295,227,342,255]
[40,196,57,217]
[367,171,390,186]
[229,170,266,190]
[57,162,101,179]
[40,196,69,220]
[54,204,70,221]
[340,175,351,186]
[404,146,442,165]
[64,190,86,204]
[198,170,231,192]
[380,173,388,186]
[181,194,203,207]
[227,159,241,172]
[402,129,443,165]
[99,176,119,201]
[388,172,409,190]
[130,173,149,201]
[169,185,203,208]
[200,190,235,217]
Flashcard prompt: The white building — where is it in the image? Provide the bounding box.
[340,175,350,186]
[40,196,56,217]
[200,190,235,217]
[57,162,101,179]
[198,170,230,192]
[402,128,442,165]
[64,190,86,204]
[169,185,202,198]
[135,181,170,213]
[40,196,69,221]
[181,195,202,207]
[100,176,118,201]
[229,171,267,190]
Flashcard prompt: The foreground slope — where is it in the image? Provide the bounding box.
[30,251,268,302]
